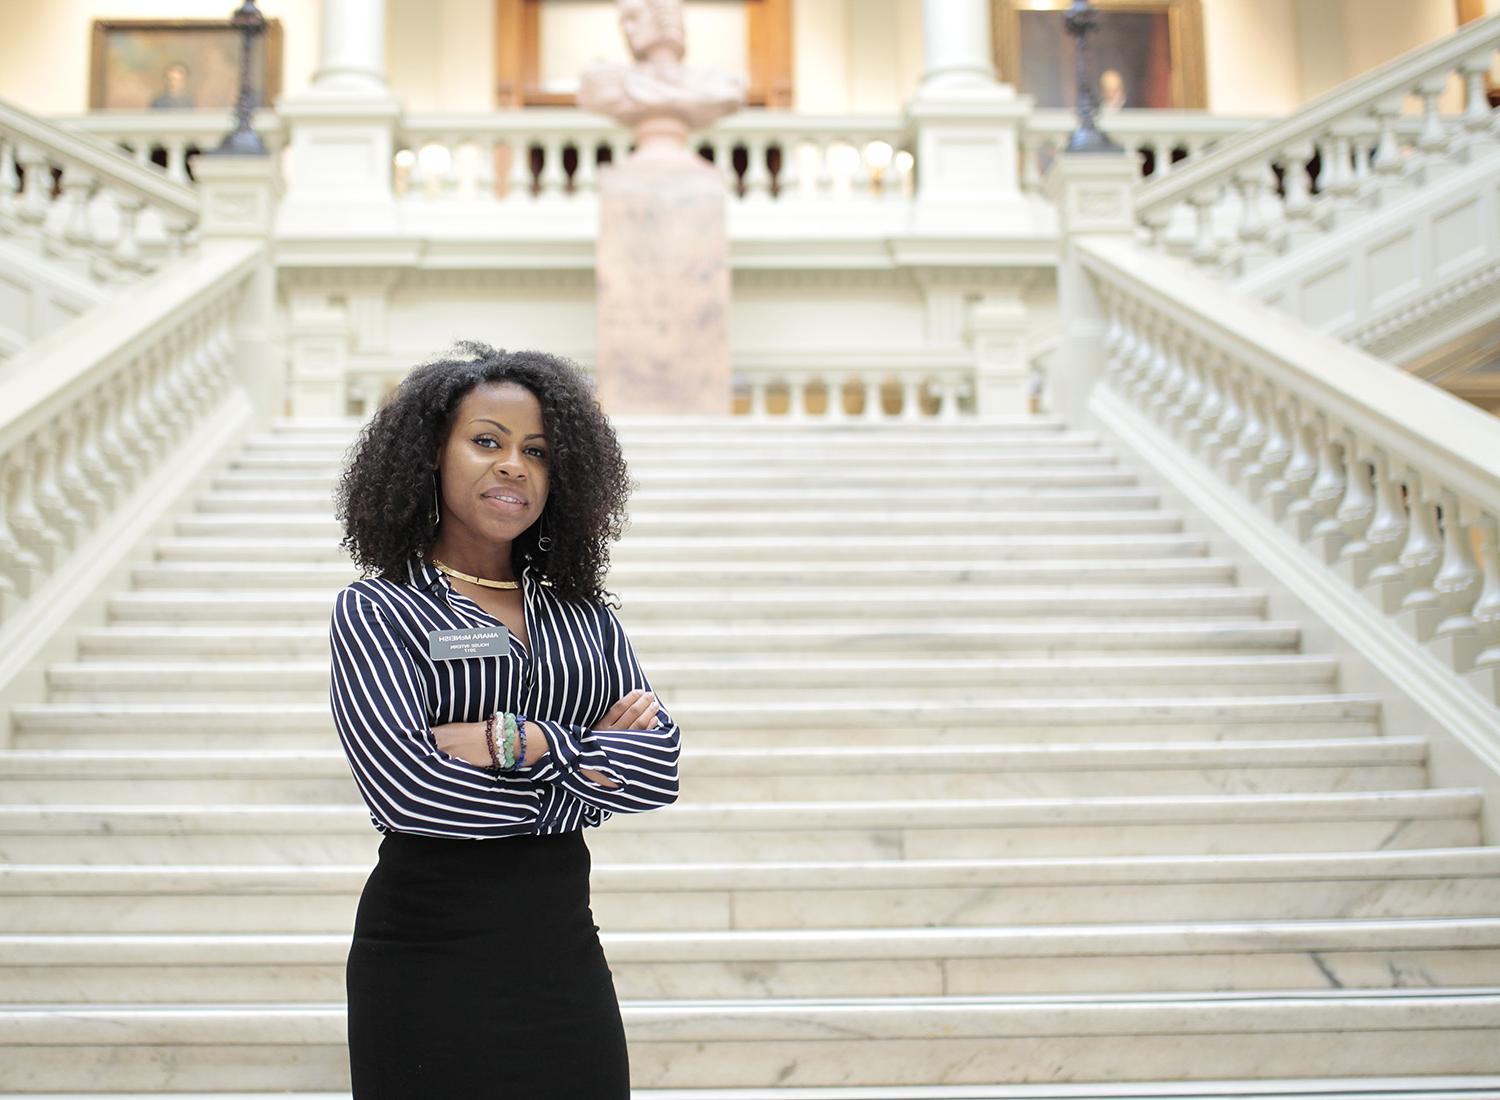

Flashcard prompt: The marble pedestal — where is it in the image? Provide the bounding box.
[594,151,732,415]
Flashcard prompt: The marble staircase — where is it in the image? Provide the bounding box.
[2,414,1500,1096]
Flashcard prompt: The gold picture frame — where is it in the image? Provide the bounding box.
[991,0,1206,110]
[89,18,284,111]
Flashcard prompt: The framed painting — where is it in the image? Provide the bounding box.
[991,0,1206,110]
[89,18,284,111]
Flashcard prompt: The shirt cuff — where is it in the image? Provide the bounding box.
[522,716,630,793]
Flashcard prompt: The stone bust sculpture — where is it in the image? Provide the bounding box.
[578,0,746,155]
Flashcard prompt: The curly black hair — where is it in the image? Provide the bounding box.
[333,341,633,608]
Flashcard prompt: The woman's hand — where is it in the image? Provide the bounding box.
[594,688,662,732]
[432,721,492,768]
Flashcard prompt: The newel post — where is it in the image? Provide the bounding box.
[1044,153,1136,427]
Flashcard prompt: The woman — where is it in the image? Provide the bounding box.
[327,341,682,1098]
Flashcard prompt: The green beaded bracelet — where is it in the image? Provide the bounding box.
[500,711,518,769]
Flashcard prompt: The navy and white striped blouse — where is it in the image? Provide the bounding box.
[328,552,681,840]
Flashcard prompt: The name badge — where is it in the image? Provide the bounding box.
[428,625,512,660]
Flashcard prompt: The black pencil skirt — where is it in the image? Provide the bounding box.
[345,828,630,1099]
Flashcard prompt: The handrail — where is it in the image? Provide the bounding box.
[1078,235,1500,515]
[0,97,198,222]
[1136,11,1500,215]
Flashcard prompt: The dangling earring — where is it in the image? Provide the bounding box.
[429,471,441,527]
[537,508,553,552]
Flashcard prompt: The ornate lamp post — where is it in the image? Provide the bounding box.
[1064,0,1122,154]
[212,0,268,155]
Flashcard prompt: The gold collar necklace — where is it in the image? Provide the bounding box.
[430,558,520,590]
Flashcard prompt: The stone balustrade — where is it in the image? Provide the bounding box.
[346,353,974,422]
[398,109,914,205]
[0,98,202,283]
[1133,13,1500,278]
[0,242,264,624]
[1079,234,1500,710]
[1021,109,1268,190]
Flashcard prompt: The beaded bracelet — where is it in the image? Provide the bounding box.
[483,711,502,771]
[500,711,518,769]
[514,712,528,771]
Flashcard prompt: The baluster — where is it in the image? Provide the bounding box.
[1427,489,1484,671]
[786,374,807,419]
[474,136,499,200]
[1235,376,1270,489]
[1331,430,1374,579]
[1278,140,1318,250]
[572,137,598,197]
[441,137,464,198]
[1155,137,1176,178]
[1361,453,1413,608]
[59,164,96,252]
[1415,76,1456,177]
[708,134,737,193]
[16,143,53,230]
[10,436,67,573]
[934,373,962,421]
[0,453,47,598]
[1270,395,1316,520]
[775,137,803,201]
[1392,469,1443,633]
[1305,413,1348,559]
[743,135,772,202]
[812,136,835,202]
[54,403,102,526]
[1215,365,1251,481]
[1467,514,1500,702]
[112,361,154,479]
[1251,390,1293,507]
[0,137,18,228]
[1367,98,1410,204]
[73,392,118,516]
[1174,334,1207,440]
[506,136,533,201]
[110,191,147,274]
[1188,189,1220,269]
[164,139,190,184]
[1318,132,1359,229]
[848,139,876,202]
[1156,327,1190,430]
[537,135,568,198]
[747,376,767,419]
[1230,164,1274,274]
[861,375,883,421]
[1458,54,1499,160]
[1187,348,1226,457]
[900,375,923,421]
[30,432,82,550]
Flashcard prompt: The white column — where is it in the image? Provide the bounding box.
[920,0,999,90]
[311,0,389,95]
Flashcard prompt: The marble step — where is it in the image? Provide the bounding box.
[0,790,1479,863]
[74,620,1306,659]
[128,558,1239,592]
[7,917,1500,1003]
[266,412,1073,433]
[228,452,1126,474]
[0,738,1428,804]
[248,424,1088,448]
[7,695,1382,750]
[5,847,1496,935]
[170,510,1188,539]
[43,654,1335,704]
[104,586,1266,624]
[236,439,1115,460]
[3,990,1499,1090]
[9,1084,1500,1100]
[192,486,1166,515]
[211,469,1149,494]
[151,532,1216,564]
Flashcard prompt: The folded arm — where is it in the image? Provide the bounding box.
[329,587,552,839]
